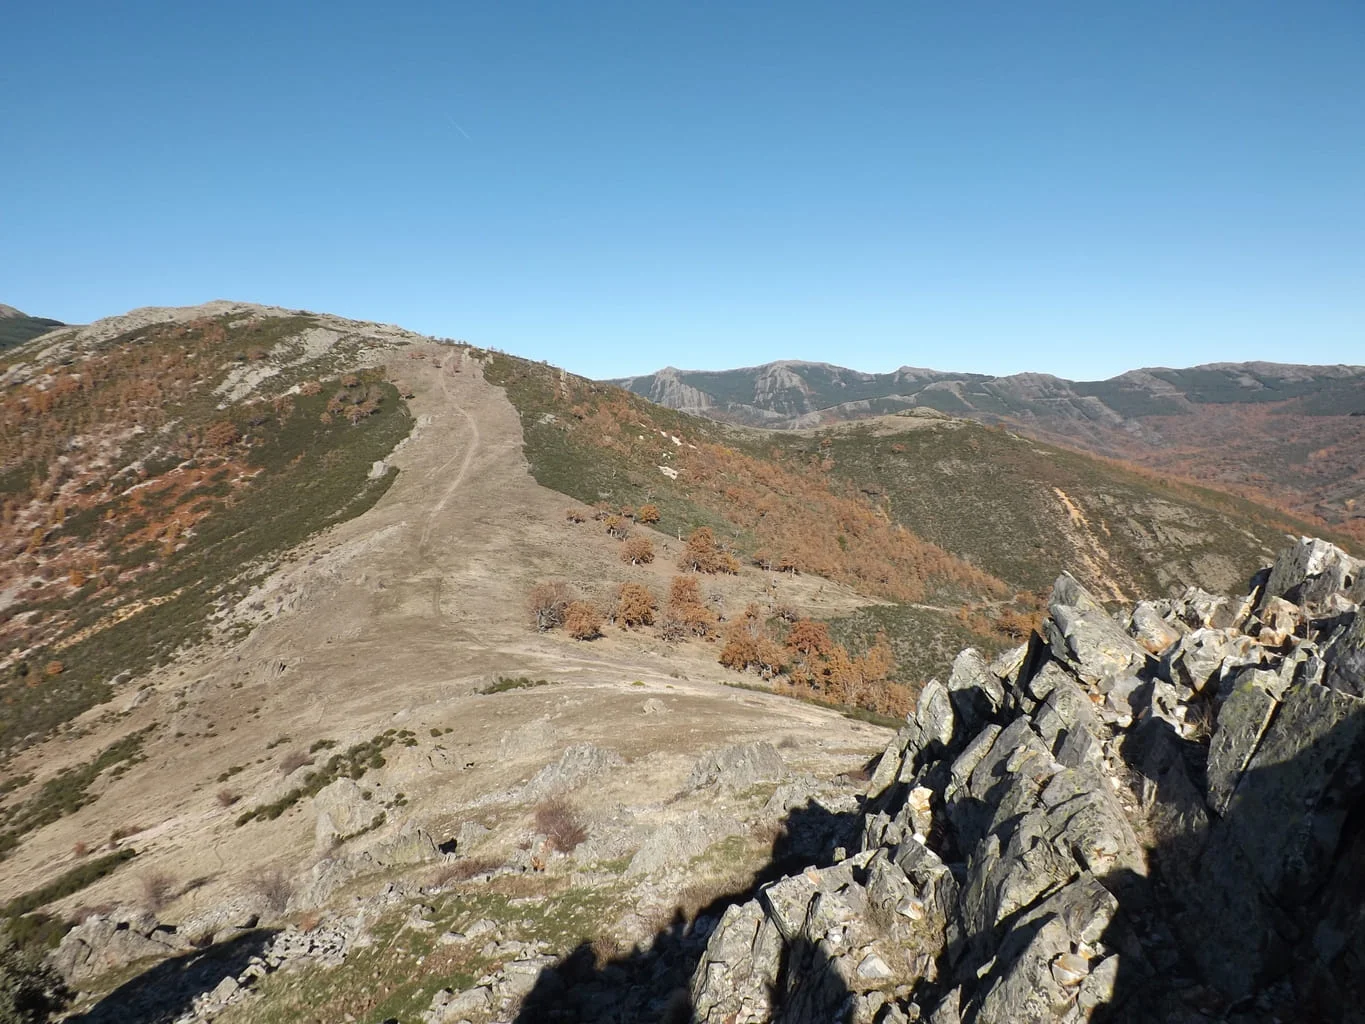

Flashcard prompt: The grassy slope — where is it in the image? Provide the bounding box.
[0,315,64,352]
[484,353,1340,687]
[0,315,413,752]
[771,418,1327,598]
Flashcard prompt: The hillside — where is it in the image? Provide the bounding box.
[0,302,900,1023]
[0,303,1357,1024]
[488,352,1331,687]
[611,360,1365,539]
[0,303,65,352]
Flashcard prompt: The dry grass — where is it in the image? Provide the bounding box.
[428,856,501,888]
[534,799,588,853]
[278,750,313,775]
[247,867,294,914]
[140,871,176,912]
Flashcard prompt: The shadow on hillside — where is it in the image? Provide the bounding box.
[512,799,859,1024]
[68,928,278,1024]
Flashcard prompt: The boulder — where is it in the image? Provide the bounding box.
[523,743,624,799]
[686,741,785,793]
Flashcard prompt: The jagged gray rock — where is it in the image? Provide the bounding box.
[686,741,785,793]
[691,537,1365,1023]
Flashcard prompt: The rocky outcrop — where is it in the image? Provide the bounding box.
[691,536,1365,1023]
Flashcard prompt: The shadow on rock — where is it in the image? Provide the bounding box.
[512,799,859,1024]
[1102,704,1365,1024]
[69,929,279,1024]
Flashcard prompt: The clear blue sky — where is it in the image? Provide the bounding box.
[3,1,1362,380]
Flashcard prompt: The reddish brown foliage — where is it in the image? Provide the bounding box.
[564,601,604,640]
[614,582,657,628]
[535,799,588,852]
[620,536,655,565]
[204,421,241,449]
[637,504,661,524]
[678,527,739,574]
[662,575,715,638]
[528,581,575,631]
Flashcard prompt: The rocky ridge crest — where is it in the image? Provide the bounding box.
[691,536,1365,1023]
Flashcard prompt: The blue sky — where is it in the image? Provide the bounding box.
[3,1,1361,380]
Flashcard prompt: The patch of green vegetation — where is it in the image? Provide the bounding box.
[479,675,552,695]
[0,371,412,752]
[0,730,150,859]
[228,877,626,1024]
[234,730,418,826]
[3,849,137,919]
[0,773,32,797]
[776,418,1314,597]
[0,313,64,352]
[483,353,741,544]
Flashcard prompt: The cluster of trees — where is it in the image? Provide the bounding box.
[320,377,386,426]
[563,503,675,566]
[719,609,911,716]
[527,567,912,716]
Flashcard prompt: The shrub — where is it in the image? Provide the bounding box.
[429,857,501,887]
[216,789,240,808]
[139,871,175,913]
[534,800,587,853]
[564,601,604,640]
[785,620,835,659]
[620,537,654,565]
[664,576,715,637]
[719,604,786,678]
[480,676,550,695]
[0,925,69,1023]
[247,868,294,915]
[603,515,629,539]
[278,751,312,776]
[204,421,241,449]
[614,583,657,628]
[678,528,738,574]
[565,508,586,524]
[527,581,575,632]
[637,504,661,524]
[3,850,136,919]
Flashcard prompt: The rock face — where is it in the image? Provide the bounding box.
[691,536,1365,1023]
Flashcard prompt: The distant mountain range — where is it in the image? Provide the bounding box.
[610,360,1365,534]
[0,303,65,351]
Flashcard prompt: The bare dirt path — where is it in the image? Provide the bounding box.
[419,355,482,555]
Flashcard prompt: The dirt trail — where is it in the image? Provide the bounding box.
[419,356,482,554]
[0,342,885,911]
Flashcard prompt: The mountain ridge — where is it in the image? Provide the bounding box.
[0,302,65,352]
[609,358,1365,537]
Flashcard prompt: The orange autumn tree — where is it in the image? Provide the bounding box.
[678,527,738,574]
[719,604,786,678]
[614,582,657,628]
[661,575,715,638]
